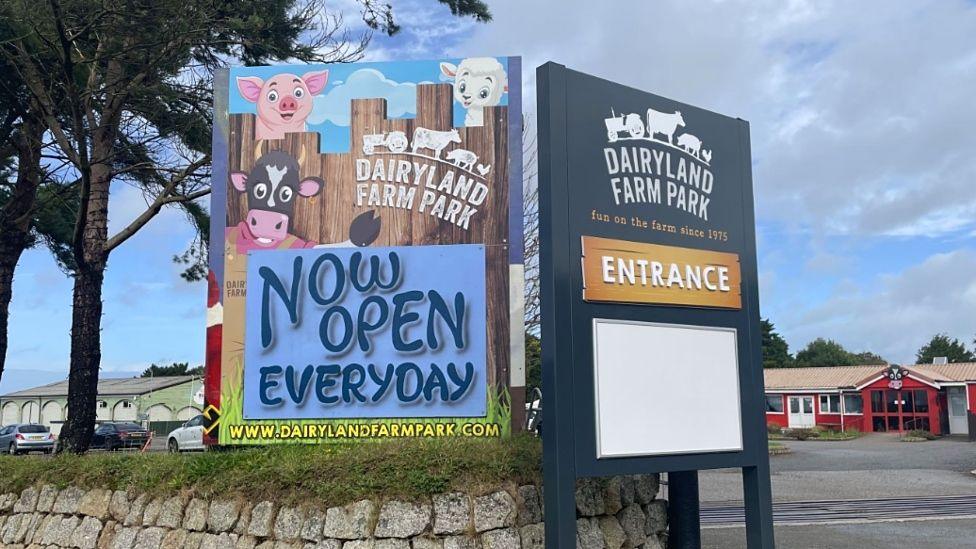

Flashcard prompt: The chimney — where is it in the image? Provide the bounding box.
[933,356,948,365]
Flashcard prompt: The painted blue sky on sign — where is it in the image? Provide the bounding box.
[228,59,509,153]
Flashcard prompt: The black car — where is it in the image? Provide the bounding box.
[90,422,150,451]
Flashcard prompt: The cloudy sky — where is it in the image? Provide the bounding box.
[3,0,975,393]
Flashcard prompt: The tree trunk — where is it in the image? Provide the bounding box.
[58,160,111,454]
[59,263,105,452]
[0,119,43,385]
[0,238,28,385]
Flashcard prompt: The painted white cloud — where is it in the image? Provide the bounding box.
[308,68,417,126]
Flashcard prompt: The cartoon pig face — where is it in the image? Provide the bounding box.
[237,71,328,137]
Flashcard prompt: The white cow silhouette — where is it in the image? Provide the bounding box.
[647,108,686,144]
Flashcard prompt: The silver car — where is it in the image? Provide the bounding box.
[0,424,55,455]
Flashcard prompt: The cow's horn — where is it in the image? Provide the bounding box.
[298,147,307,166]
[254,142,263,160]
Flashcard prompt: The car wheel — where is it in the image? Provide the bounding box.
[168,439,180,453]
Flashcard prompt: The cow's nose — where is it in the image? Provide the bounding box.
[280,96,297,111]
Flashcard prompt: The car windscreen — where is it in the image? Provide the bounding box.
[115,423,145,431]
[18,425,49,433]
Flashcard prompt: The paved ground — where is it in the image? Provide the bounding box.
[703,518,976,548]
[682,434,976,547]
[768,434,976,472]
[672,434,976,503]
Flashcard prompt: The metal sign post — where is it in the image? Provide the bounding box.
[537,61,774,548]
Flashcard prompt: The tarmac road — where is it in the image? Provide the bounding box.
[680,434,976,548]
[703,517,976,548]
[684,434,976,503]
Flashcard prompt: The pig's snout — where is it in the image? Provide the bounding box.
[279,95,298,112]
[246,209,290,243]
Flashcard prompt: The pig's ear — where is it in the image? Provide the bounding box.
[302,70,329,95]
[236,77,264,103]
[298,176,323,197]
[440,62,457,78]
[230,172,248,192]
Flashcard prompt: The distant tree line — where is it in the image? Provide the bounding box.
[140,362,203,378]
[762,319,976,368]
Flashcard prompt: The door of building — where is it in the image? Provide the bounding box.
[947,386,968,435]
[870,389,931,432]
[788,396,815,428]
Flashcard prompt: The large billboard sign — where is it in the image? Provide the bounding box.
[206,58,523,445]
[537,63,773,547]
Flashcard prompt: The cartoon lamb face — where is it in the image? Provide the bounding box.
[440,58,508,127]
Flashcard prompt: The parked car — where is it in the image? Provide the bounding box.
[166,414,205,452]
[0,424,55,455]
[90,422,150,451]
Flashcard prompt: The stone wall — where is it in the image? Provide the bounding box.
[0,475,667,549]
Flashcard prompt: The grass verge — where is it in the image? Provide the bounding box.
[768,441,791,455]
[0,436,541,506]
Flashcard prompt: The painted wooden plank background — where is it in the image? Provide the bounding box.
[227,83,511,390]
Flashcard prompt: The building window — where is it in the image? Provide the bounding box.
[913,390,928,413]
[819,394,841,414]
[97,401,108,409]
[843,394,863,414]
[120,401,133,408]
[871,390,884,413]
[765,395,784,413]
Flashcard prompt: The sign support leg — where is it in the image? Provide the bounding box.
[743,464,775,548]
[542,443,578,548]
[668,470,702,549]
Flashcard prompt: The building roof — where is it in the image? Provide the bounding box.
[764,365,886,391]
[764,363,976,391]
[909,363,976,383]
[1,375,198,399]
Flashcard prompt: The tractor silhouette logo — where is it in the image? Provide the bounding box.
[603,107,712,165]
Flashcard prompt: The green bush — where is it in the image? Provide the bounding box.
[766,423,783,436]
[904,429,937,440]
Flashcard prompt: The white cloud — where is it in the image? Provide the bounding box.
[308,68,417,126]
[782,249,976,363]
[455,0,976,238]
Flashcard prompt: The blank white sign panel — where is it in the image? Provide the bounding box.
[592,319,743,458]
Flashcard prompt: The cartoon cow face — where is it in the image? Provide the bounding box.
[886,366,905,389]
[230,151,322,245]
[236,71,328,139]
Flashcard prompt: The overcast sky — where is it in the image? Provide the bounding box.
[3,0,975,393]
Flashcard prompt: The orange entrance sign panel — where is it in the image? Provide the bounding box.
[581,235,742,309]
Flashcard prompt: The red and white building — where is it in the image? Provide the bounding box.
[764,363,976,436]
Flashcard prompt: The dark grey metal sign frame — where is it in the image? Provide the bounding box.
[538,62,774,548]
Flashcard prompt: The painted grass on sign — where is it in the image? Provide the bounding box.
[218,372,512,445]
